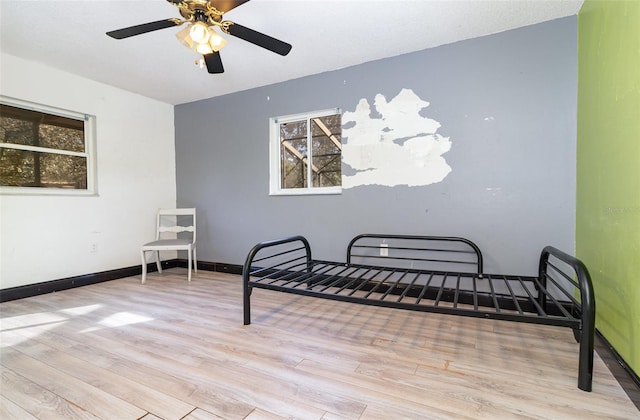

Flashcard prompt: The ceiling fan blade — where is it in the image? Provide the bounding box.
[226,23,292,56]
[204,52,225,74]
[211,0,251,13]
[106,19,180,39]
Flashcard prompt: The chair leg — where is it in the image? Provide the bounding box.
[187,248,192,282]
[155,251,162,273]
[141,249,147,284]
[193,247,198,273]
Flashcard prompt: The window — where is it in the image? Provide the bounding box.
[0,96,96,195]
[269,108,342,195]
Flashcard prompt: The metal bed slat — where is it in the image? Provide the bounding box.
[502,275,524,315]
[396,272,422,303]
[414,272,435,304]
[347,268,386,296]
[532,275,574,319]
[486,275,501,313]
[335,267,380,294]
[380,271,410,301]
[264,260,317,285]
[252,260,310,284]
[309,266,359,292]
[319,267,363,292]
[434,273,449,306]
[453,274,461,308]
[304,265,354,289]
[286,262,338,289]
[266,269,314,287]
[515,276,547,316]
[349,270,396,299]
[361,269,402,298]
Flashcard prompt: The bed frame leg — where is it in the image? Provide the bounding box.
[577,259,595,392]
[243,286,252,325]
[577,323,594,391]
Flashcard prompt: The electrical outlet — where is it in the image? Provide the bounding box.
[90,243,98,253]
[380,243,388,257]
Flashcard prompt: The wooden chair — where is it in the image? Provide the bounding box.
[141,208,197,283]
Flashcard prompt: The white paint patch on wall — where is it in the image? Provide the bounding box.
[341,88,451,188]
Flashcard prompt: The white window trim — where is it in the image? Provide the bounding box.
[0,96,98,196]
[269,108,342,196]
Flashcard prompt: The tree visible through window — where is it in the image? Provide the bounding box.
[0,98,96,194]
[270,109,342,195]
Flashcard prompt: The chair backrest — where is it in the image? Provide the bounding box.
[156,208,196,243]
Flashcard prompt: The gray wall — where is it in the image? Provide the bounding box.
[175,17,577,275]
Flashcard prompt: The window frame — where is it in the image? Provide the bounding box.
[269,108,342,196]
[0,96,97,196]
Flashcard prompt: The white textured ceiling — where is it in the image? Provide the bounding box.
[0,0,583,105]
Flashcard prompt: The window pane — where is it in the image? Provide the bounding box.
[0,116,33,147]
[311,115,341,187]
[39,124,85,152]
[280,120,308,189]
[270,108,342,195]
[0,104,85,152]
[0,148,87,188]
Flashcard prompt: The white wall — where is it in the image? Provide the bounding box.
[0,53,176,289]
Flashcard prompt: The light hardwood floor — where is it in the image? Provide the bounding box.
[1,269,638,419]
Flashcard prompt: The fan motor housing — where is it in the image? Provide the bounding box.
[176,0,223,23]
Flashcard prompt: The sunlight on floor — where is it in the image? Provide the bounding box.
[0,311,70,347]
[81,312,155,333]
[1,304,154,344]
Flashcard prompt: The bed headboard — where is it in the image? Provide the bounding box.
[346,234,483,275]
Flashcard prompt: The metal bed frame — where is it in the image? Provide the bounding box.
[242,234,595,391]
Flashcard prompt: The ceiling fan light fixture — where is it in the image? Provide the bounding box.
[175,25,194,49]
[189,21,210,44]
[176,22,227,56]
[195,42,213,55]
[207,27,227,52]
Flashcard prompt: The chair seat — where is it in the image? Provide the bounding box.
[142,239,193,249]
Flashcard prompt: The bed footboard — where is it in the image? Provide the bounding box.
[242,235,311,326]
[538,246,595,392]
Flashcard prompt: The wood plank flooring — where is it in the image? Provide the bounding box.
[1,269,638,419]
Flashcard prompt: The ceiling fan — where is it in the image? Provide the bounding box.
[106,0,292,74]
